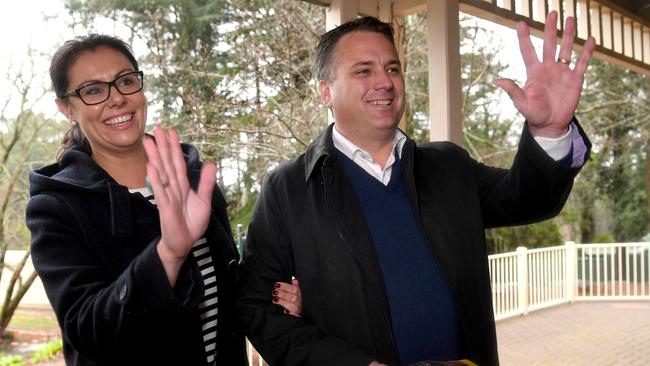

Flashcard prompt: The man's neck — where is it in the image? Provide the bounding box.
[334,125,396,169]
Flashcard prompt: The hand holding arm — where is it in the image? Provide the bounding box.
[143,126,216,286]
[273,279,302,316]
[495,10,596,137]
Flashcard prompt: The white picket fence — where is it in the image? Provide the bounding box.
[489,242,650,321]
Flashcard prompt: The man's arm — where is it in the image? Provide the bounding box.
[476,119,590,228]
[236,173,375,366]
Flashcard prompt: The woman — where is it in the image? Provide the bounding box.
[26,34,300,365]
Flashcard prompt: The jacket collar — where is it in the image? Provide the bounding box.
[304,124,335,183]
[304,124,415,183]
[29,141,203,239]
[30,138,203,196]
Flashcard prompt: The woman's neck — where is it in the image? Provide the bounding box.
[92,147,148,189]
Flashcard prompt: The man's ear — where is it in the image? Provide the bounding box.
[319,80,332,107]
[55,98,73,121]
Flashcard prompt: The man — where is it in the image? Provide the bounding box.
[238,11,595,366]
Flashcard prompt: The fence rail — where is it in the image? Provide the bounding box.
[489,242,650,320]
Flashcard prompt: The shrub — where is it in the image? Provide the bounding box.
[29,339,62,363]
[0,354,24,366]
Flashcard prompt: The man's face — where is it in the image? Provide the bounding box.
[320,31,405,141]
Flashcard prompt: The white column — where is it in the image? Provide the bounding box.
[565,241,577,303]
[516,246,529,316]
[326,0,358,30]
[426,0,462,143]
[377,0,392,22]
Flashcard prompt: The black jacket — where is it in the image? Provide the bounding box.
[237,123,590,366]
[26,143,246,365]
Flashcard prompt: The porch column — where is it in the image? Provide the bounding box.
[325,0,358,29]
[426,0,463,143]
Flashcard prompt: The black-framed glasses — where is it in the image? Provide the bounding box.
[62,71,144,106]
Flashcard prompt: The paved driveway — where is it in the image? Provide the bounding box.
[496,301,650,365]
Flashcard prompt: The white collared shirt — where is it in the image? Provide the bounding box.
[332,123,575,186]
[332,126,407,186]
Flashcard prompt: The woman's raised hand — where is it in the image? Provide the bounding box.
[143,126,216,286]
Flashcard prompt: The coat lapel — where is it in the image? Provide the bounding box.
[401,141,461,302]
[320,155,391,315]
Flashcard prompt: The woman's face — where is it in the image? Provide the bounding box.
[56,46,147,159]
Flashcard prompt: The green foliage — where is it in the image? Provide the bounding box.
[29,339,63,363]
[229,193,257,233]
[592,233,615,243]
[0,340,62,366]
[571,59,650,242]
[0,354,23,366]
[486,219,564,254]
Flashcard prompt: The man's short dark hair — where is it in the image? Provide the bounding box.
[316,16,395,82]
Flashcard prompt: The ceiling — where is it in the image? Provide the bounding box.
[602,0,650,23]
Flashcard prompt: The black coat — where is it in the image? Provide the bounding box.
[26,143,246,366]
[237,122,590,366]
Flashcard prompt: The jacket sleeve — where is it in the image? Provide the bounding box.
[236,173,375,366]
[26,192,203,359]
[475,120,591,228]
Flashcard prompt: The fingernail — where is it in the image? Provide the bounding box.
[273,296,278,302]
[272,290,278,296]
[274,283,280,288]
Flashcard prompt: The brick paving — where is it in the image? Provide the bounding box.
[496,301,650,365]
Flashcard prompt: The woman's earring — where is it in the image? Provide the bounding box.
[71,120,78,126]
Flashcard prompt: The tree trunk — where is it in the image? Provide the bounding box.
[0,250,38,330]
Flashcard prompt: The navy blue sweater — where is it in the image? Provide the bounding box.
[338,151,460,364]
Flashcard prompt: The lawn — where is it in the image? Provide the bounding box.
[6,307,60,334]
[0,307,63,365]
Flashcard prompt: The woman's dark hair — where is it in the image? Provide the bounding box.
[315,16,395,82]
[51,34,139,159]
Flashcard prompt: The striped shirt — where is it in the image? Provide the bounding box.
[130,187,218,365]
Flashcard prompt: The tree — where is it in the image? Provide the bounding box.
[64,0,327,223]
[66,0,234,184]
[215,0,326,209]
[0,57,64,331]
[568,59,650,243]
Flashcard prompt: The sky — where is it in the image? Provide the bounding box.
[0,0,71,119]
[0,0,143,120]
